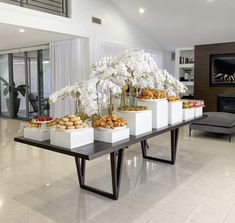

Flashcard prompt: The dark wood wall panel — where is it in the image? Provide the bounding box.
[194,42,235,112]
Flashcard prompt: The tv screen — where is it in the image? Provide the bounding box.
[210,54,235,87]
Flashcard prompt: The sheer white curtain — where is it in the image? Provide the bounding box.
[50,38,89,117]
[95,40,133,62]
[95,40,165,69]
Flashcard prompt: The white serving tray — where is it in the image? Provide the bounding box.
[116,110,152,136]
[138,98,168,129]
[168,101,183,125]
[24,128,50,141]
[94,127,130,143]
[50,127,94,149]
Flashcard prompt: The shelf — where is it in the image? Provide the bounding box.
[181,81,194,86]
[179,64,194,68]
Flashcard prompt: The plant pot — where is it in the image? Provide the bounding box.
[6,98,20,117]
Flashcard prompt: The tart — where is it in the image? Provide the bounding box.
[92,114,127,129]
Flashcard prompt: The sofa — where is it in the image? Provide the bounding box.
[189,112,235,142]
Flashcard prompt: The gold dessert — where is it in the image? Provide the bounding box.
[118,105,148,111]
[56,115,88,130]
[138,88,167,99]
[167,96,181,102]
[92,114,128,129]
[182,101,193,109]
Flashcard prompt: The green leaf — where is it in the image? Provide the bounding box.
[3,87,9,96]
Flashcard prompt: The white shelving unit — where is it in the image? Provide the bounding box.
[175,47,194,96]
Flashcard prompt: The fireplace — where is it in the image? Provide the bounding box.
[210,54,235,87]
[217,94,235,113]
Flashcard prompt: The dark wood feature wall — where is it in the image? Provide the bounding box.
[194,42,235,112]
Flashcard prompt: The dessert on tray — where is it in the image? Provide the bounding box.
[118,105,148,111]
[92,114,127,129]
[138,88,167,99]
[26,116,55,128]
[167,96,181,102]
[182,101,193,109]
[56,115,88,130]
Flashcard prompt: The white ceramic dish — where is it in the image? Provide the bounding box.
[137,98,167,102]
[56,126,88,132]
[97,126,127,131]
[117,109,150,113]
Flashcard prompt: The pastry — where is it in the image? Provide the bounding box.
[138,88,167,99]
[67,126,75,130]
[168,96,180,102]
[74,120,83,125]
[58,125,66,130]
[118,106,148,111]
[70,117,80,122]
[92,114,128,129]
[65,122,74,126]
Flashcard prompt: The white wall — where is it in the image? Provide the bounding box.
[0,0,161,63]
[164,51,175,76]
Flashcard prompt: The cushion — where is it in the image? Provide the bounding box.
[192,112,235,128]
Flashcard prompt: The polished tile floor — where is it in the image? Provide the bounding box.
[0,117,235,223]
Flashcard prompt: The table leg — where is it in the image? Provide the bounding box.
[141,128,179,165]
[75,148,124,200]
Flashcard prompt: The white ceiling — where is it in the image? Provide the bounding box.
[0,23,76,51]
[110,0,235,50]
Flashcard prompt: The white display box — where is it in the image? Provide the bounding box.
[182,108,195,121]
[168,101,183,125]
[94,127,129,143]
[50,127,94,149]
[137,99,168,129]
[24,128,50,141]
[194,107,203,117]
[116,110,152,136]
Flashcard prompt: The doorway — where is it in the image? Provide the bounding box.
[0,48,50,120]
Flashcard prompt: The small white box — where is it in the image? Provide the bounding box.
[24,128,50,141]
[138,99,168,129]
[194,107,203,117]
[94,127,129,143]
[50,127,94,149]
[116,110,152,136]
[182,108,195,121]
[168,101,183,125]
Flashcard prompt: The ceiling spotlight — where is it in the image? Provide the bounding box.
[207,0,214,2]
[19,29,25,33]
[139,8,145,14]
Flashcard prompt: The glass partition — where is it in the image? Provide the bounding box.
[0,47,50,120]
[0,55,10,117]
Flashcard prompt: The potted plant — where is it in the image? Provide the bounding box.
[0,77,26,116]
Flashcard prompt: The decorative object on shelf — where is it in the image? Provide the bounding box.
[183,68,192,81]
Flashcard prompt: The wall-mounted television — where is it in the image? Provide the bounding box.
[210,53,235,87]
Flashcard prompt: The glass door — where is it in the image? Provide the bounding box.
[27,51,39,119]
[0,55,10,117]
[0,47,50,120]
[12,52,27,119]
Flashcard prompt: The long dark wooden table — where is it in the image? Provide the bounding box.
[14,116,205,200]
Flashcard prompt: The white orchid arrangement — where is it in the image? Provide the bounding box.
[50,49,188,116]
[92,50,187,95]
[49,80,99,116]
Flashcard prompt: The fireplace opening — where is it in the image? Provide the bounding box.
[217,94,235,113]
[210,54,235,87]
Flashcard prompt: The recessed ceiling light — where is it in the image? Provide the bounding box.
[207,0,214,2]
[139,8,145,14]
[19,29,25,33]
